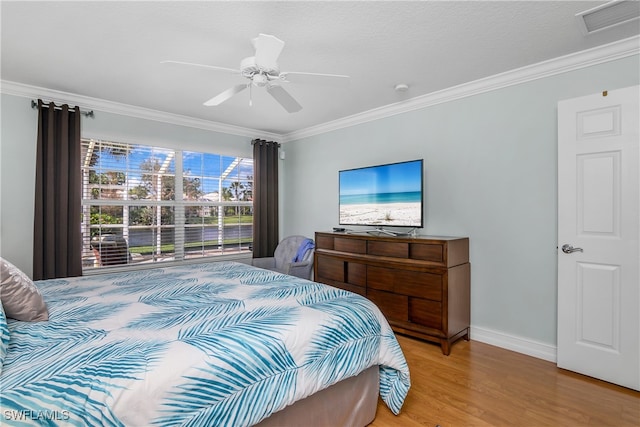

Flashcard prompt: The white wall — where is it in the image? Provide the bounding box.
[0,94,253,277]
[0,95,38,275]
[280,55,640,353]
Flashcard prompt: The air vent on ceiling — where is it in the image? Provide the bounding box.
[576,0,640,34]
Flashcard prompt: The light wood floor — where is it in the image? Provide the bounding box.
[370,335,639,426]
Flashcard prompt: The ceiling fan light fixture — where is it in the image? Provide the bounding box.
[253,73,268,87]
[576,0,640,34]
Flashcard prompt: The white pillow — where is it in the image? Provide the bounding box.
[0,257,49,321]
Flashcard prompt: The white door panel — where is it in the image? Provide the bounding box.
[576,262,619,349]
[557,86,639,391]
[578,152,619,235]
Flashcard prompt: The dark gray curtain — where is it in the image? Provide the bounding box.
[252,139,279,258]
[33,100,83,280]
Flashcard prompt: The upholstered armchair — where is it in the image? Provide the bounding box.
[252,235,315,280]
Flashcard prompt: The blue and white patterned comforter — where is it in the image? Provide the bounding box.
[1,261,410,426]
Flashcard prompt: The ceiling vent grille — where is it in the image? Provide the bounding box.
[576,1,640,34]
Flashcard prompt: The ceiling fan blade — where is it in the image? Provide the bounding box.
[203,84,248,106]
[161,60,238,74]
[281,71,351,87]
[252,34,285,71]
[266,84,302,113]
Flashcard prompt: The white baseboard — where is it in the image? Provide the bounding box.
[470,325,557,363]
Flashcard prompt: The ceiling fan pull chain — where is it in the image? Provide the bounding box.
[249,83,253,107]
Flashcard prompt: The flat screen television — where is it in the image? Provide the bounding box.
[339,159,424,229]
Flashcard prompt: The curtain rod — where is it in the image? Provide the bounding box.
[31,100,94,118]
[251,139,280,147]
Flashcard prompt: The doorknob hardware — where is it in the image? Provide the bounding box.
[561,244,583,254]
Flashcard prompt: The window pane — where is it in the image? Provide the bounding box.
[129,206,155,226]
[183,176,203,201]
[89,205,124,226]
[88,234,130,267]
[82,141,129,201]
[185,206,204,224]
[128,226,175,263]
[82,139,252,271]
[201,178,221,200]
[184,223,222,259]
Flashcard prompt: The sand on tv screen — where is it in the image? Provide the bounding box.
[339,159,424,228]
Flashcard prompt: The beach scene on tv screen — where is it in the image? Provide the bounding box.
[339,161,422,227]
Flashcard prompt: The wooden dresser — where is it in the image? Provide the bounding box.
[314,231,470,355]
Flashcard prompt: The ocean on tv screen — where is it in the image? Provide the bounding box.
[339,191,422,226]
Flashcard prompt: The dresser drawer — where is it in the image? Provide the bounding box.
[367,266,396,292]
[367,289,408,322]
[316,235,334,250]
[368,266,442,301]
[410,243,444,263]
[347,262,366,286]
[409,298,442,329]
[334,237,367,254]
[395,270,442,301]
[368,241,408,258]
[316,256,344,282]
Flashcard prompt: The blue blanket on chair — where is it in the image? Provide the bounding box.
[292,238,315,262]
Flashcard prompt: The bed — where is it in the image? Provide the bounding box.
[0,261,410,426]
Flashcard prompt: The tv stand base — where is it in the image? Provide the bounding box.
[346,227,417,237]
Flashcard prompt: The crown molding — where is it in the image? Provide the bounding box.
[282,35,640,143]
[0,80,282,141]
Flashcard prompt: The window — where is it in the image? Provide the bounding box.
[81,139,253,270]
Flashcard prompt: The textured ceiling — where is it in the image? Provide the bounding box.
[1,1,639,136]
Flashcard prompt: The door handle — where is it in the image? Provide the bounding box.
[561,244,583,254]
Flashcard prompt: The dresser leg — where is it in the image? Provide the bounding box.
[440,339,451,356]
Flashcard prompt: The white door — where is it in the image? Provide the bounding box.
[557,85,639,391]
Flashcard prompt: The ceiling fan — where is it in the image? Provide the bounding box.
[162,34,350,113]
